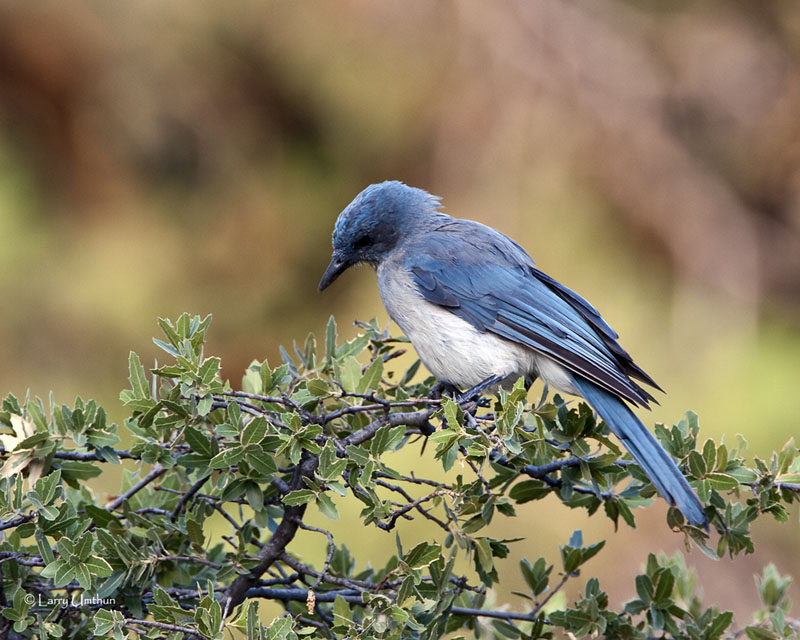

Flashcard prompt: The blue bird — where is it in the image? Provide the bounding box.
[319,180,707,527]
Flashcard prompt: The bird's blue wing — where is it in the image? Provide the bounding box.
[403,220,707,526]
[404,223,658,407]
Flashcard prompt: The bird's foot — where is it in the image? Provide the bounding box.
[429,381,460,400]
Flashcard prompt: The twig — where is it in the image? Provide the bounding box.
[278,553,382,591]
[295,520,336,589]
[171,473,211,521]
[124,619,198,636]
[223,452,320,613]
[374,480,452,532]
[106,465,167,511]
[244,587,545,623]
[0,514,34,532]
[155,555,222,570]
[384,490,448,531]
[531,572,571,617]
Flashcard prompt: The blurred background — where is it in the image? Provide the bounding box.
[1,0,798,624]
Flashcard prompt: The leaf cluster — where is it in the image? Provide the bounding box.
[0,314,797,639]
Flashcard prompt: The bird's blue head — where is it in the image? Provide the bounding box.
[318,181,441,291]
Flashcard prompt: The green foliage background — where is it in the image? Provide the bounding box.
[0,314,797,638]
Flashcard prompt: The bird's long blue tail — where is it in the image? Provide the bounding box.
[571,376,708,528]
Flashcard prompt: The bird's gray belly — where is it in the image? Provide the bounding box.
[376,261,576,392]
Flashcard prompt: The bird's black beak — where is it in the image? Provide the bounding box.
[318,256,350,291]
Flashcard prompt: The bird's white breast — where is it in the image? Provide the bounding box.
[376,257,575,393]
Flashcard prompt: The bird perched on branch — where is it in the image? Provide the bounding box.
[319,180,707,527]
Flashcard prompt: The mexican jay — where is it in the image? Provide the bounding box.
[319,180,707,527]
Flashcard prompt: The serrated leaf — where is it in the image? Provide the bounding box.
[316,493,339,520]
[199,357,221,385]
[332,595,353,629]
[635,575,654,603]
[345,445,370,466]
[708,611,734,638]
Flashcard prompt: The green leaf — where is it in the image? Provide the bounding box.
[53,562,77,587]
[702,438,717,473]
[199,357,221,385]
[345,445,370,466]
[282,489,316,506]
[34,470,61,504]
[325,316,337,365]
[316,493,339,520]
[442,397,461,428]
[208,446,244,469]
[687,450,706,478]
[635,575,653,603]
[246,482,264,512]
[74,563,93,590]
[14,432,50,450]
[93,610,115,635]
[404,542,441,569]
[744,627,780,640]
[246,451,278,475]
[706,472,739,491]
[338,356,362,394]
[370,425,406,456]
[397,576,416,606]
[128,352,151,400]
[307,378,330,398]
[707,610,733,638]
[509,480,549,503]
[85,556,114,578]
[153,337,180,357]
[241,417,268,446]
[653,568,675,604]
[196,395,213,416]
[58,460,102,483]
[357,358,383,393]
[185,427,214,457]
[520,557,551,596]
[475,538,494,573]
[332,595,353,629]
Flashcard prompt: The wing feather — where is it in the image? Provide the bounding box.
[404,224,659,407]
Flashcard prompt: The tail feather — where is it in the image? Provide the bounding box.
[571,376,708,528]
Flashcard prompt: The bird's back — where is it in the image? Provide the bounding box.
[397,216,660,407]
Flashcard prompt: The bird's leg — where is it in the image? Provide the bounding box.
[419,382,457,438]
[456,374,505,404]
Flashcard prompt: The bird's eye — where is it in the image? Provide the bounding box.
[353,234,372,249]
